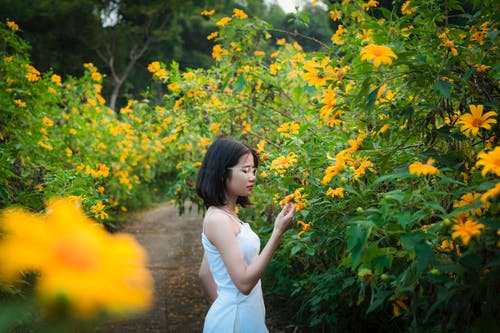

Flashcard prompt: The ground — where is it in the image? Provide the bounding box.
[99,203,211,333]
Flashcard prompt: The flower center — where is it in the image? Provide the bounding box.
[54,238,97,271]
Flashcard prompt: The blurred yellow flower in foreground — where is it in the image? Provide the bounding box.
[0,198,153,318]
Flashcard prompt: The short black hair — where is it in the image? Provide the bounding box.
[196,137,259,208]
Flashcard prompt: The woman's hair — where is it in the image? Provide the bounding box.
[196,137,259,208]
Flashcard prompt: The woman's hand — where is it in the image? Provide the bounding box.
[273,202,295,236]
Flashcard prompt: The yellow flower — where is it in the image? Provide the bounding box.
[303,57,335,88]
[91,71,102,82]
[360,44,397,67]
[97,186,105,195]
[212,44,227,60]
[437,239,456,252]
[476,146,500,176]
[147,61,161,73]
[25,64,41,82]
[470,24,488,45]
[65,148,73,157]
[254,50,265,57]
[270,152,298,176]
[440,39,458,56]
[297,220,312,239]
[216,17,232,27]
[331,24,347,44]
[280,188,308,211]
[329,10,341,21]
[14,99,26,108]
[207,31,218,40]
[457,104,497,137]
[401,0,416,15]
[51,74,62,85]
[409,158,440,176]
[357,29,373,42]
[293,42,303,51]
[233,8,248,19]
[0,198,153,318]
[322,151,349,185]
[392,296,409,317]
[90,201,108,220]
[256,140,266,154]
[346,133,365,153]
[475,64,491,73]
[200,9,215,16]
[42,116,54,127]
[326,187,345,198]
[481,182,500,202]
[7,20,19,31]
[35,184,44,191]
[451,214,485,246]
[277,38,286,45]
[277,121,300,138]
[38,141,53,151]
[353,158,373,180]
[209,122,220,135]
[454,192,490,216]
[363,0,379,11]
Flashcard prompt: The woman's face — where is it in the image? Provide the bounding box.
[226,152,256,199]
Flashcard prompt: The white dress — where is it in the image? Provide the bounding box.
[201,207,268,333]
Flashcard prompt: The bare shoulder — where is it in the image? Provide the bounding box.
[204,210,238,242]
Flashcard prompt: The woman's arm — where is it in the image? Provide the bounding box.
[198,253,218,302]
[204,203,295,295]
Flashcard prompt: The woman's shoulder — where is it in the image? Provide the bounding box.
[204,207,239,238]
[204,207,231,226]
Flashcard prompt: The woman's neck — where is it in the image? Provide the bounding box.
[223,196,237,213]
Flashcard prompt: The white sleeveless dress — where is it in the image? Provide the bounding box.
[201,208,268,333]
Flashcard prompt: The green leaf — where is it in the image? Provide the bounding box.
[305,247,315,256]
[233,76,246,93]
[347,223,371,268]
[291,243,302,255]
[415,242,434,276]
[433,79,452,100]
[371,172,414,185]
[367,289,392,313]
[396,211,413,228]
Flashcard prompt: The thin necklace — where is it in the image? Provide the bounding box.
[213,206,243,224]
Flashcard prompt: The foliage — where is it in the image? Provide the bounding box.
[143,1,499,331]
[0,20,179,227]
[1,0,499,331]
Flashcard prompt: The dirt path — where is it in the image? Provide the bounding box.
[99,203,211,333]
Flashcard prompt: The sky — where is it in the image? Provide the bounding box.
[270,0,314,13]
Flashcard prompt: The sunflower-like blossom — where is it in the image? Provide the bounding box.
[451,214,485,246]
[303,57,336,88]
[409,158,439,176]
[476,146,500,177]
[481,182,500,202]
[360,44,397,67]
[457,104,497,137]
[270,152,298,176]
[453,192,490,216]
[326,187,345,198]
[280,188,308,211]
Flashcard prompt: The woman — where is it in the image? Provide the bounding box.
[196,137,295,333]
